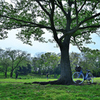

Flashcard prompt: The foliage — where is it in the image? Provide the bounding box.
[6,48,31,77]
[31,52,60,75]
[0,48,31,78]
[1,48,100,78]
[0,0,100,47]
[0,48,11,78]
[18,64,31,75]
[80,50,100,76]
[70,52,81,71]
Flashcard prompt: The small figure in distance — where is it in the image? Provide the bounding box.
[46,73,49,79]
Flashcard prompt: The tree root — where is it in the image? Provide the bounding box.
[24,81,97,85]
[32,80,59,85]
[32,80,74,85]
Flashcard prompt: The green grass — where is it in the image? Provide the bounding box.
[0,78,100,100]
[0,78,57,83]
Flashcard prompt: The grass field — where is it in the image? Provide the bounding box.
[0,78,100,100]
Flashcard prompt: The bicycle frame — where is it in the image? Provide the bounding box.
[78,70,83,78]
[78,70,90,80]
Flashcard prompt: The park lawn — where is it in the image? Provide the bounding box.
[0,78,100,100]
[0,78,57,83]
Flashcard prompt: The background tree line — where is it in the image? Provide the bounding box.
[0,48,100,78]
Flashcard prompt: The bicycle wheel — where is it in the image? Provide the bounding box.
[87,72,94,83]
[72,72,84,84]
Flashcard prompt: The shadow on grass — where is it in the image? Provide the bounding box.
[24,81,99,86]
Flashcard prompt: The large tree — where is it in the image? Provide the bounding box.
[0,0,100,84]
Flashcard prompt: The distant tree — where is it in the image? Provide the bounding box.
[31,57,39,74]
[18,64,31,75]
[70,52,81,71]
[1,0,100,84]
[40,52,60,74]
[81,50,100,76]
[54,64,61,76]
[32,52,60,75]
[6,49,31,77]
[0,49,10,78]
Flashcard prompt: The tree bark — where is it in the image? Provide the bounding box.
[10,69,13,78]
[57,36,73,84]
[4,67,8,78]
[5,72,7,78]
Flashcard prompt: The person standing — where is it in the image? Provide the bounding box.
[46,73,49,79]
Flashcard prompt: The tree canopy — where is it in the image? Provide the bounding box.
[0,0,100,48]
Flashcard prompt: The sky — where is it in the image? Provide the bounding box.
[0,29,100,57]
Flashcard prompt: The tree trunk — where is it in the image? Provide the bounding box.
[4,67,7,78]
[10,63,14,78]
[58,47,73,84]
[10,69,13,78]
[5,72,7,78]
[15,72,18,79]
[57,36,73,84]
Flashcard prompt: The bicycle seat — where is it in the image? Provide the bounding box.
[86,70,90,72]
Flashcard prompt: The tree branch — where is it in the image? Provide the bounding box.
[79,13,100,26]
[75,0,78,25]
[36,0,50,17]
[78,0,87,13]
[55,0,68,19]
[92,1,100,11]
[79,25,100,30]
[0,14,51,30]
[0,14,64,33]
[73,36,82,51]
[60,27,78,41]
[50,1,61,46]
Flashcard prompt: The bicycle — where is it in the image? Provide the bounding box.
[72,69,94,84]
